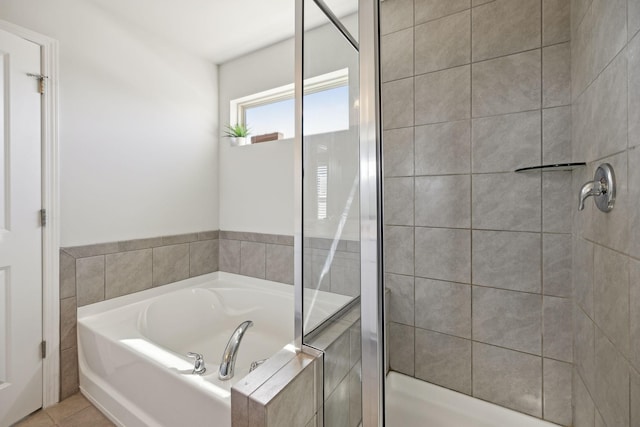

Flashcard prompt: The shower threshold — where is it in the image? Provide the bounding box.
[386,372,560,427]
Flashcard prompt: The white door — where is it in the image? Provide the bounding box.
[0,29,43,427]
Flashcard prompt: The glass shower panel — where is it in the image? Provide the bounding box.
[302,0,360,335]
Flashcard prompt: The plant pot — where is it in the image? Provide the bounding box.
[230,136,250,146]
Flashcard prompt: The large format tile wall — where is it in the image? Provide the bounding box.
[571,0,640,426]
[381,0,573,424]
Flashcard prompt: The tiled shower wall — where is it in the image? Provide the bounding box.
[571,0,640,426]
[381,0,572,424]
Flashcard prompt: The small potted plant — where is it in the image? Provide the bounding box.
[224,123,251,146]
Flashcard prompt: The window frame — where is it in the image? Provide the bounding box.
[229,68,349,141]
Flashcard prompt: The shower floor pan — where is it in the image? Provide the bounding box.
[386,372,559,427]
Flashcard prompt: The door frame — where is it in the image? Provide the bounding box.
[0,19,60,408]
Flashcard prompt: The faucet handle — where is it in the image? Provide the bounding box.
[187,352,207,375]
[578,163,616,212]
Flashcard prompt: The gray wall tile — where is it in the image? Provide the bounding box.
[472,50,541,117]
[594,329,630,427]
[190,239,219,277]
[415,227,470,283]
[629,34,640,148]
[543,172,573,234]
[573,369,595,427]
[414,121,470,175]
[543,233,572,297]
[161,233,198,245]
[381,0,413,35]
[414,11,470,75]
[330,255,360,297]
[574,304,596,392]
[219,239,241,274]
[105,249,152,299]
[471,111,541,173]
[415,328,471,394]
[384,226,414,275]
[415,65,470,125]
[594,244,630,356]
[543,43,571,108]
[324,330,351,400]
[382,28,414,83]
[60,251,76,299]
[60,297,77,350]
[473,342,542,417]
[76,256,105,307]
[543,296,573,362]
[383,128,414,177]
[414,0,469,25]
[152,243,189,287]
[542,106,572,164]
[574,238,594,318]
[631,368,640,427]
[472,230,541,293]
[629,148,640,258]
[415,278,471,338]
[543,0,571,45]
[543,359,573,425]
[631,0,640,40]
[384,177,414,226]
[389,322,414,375]
[386,273,415,325]
[382,77,414,129]
[265,244,294,285]
[414,175,470,228]
[240,241,266,279]
[631,259,640,371]
[473,287,542,355]
[472,173,541,232]
[60,347,79,400]
[472,0,541,62]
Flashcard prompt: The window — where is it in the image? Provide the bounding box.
[229,69,350,142]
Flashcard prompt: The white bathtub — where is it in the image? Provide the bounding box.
[386,372,559,427]
[77,272,350,427]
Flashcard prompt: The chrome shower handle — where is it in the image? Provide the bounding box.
[577,163,615,212]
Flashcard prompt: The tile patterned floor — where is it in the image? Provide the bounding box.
[13,393,114,427]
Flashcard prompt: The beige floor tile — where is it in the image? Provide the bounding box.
[14,410,55,427]
[57,406,114,427]
[45,393,91,423]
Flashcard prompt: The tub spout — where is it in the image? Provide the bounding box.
[218,320,253,381]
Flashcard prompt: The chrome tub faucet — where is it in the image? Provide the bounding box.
[218,320,253,381]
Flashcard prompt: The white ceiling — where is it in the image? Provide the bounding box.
[89,0,358,64]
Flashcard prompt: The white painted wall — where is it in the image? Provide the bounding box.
[218,13,358,238]
[0,0,219,246]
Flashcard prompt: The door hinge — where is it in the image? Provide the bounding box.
[26,73,48,95]
[41,341,46,359]
[40,209,47,226]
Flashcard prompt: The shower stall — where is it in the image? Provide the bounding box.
[293,0,631,426]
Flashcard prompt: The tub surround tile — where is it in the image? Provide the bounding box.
[471,111,541,174]
[389,322,415,375]
[385,177,414,226]
[415,65,470,125]
[543,296,573,362]
[471,0,541,62]
[631,260,640,371]
[161,232,199,246]
[60,297,77,351]
[381,0,413,35]
[118,237,163,252]
[382,77,414,129]
[330,255,360,297]
[472,287,542,355]
[414,120,470,176]
[542,106,572,165]
[543,43,571,108]
[573,370,595,427]
[414,0,469,25]
[385,226,414,276]
[472,230,541,293]
[265,244,294,285]
[60,347,79,400]
[240,241,266,279]
[414,10,470,75]
[472,342,542,417]
[415,227,470,283]
[60,251,76,299]
[542,233,572,297]
[105,249,152,299]
[382,28,414,82]
[197,230,219,240]
[543,173,573,234]
[415,328,472,394]
[574,304,596,394]
[543,0,570,45]
[472,50,541,117]
[415,278,471,338]
[594,329,630,427]
[414,175,470,228]
[152,244,189,287]
[219,239,241,273]
[383,128,414,177]
[190,239,219,277]
[386,273,415,325]
[574,238,594,318]
[75,256,105,307]
[324,376,349,427]
[63,242,119,259]
[543,359,572,425]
